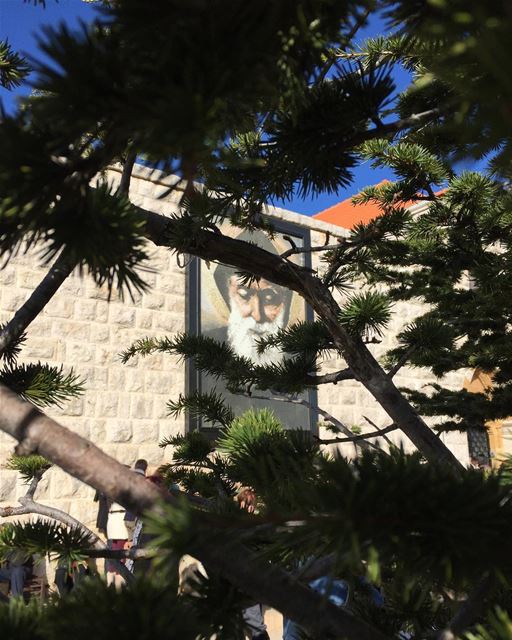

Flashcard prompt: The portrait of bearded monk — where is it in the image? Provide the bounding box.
[202,229,293,365]
[210,269,292,366]
[199,228,310,429]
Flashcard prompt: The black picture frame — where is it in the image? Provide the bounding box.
[186,218,318,437]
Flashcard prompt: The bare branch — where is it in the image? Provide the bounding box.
[362,415,396,448]
[318,423,398,445]
[25,470,44,500]
[81,547,152,560]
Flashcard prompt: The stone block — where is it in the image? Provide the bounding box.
[131,396,153,419]
[142,293,165,310]
[90,419,106,444]
[95,300,109,323]
[110,306,136,327]
[125,370,145,393]
[49,471,84,499]
[43,297,75,319]
[74,299,97,321]
[135,444,164,466]
[23,338,57,360]
[17,268,46,290]
[64,341,95,365]
[2,291,28,312]
[0,472,17,501]
[97,393,119,418]
[136,309,154,329]
[0,268,15,286]
[54,320,90,341]
[145,370,174,394]
[89,323,110,343]
[106,420,133,443]
[132,420,159,444]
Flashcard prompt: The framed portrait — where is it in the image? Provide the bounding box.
[187,219,317,435]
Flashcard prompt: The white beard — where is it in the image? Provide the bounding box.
[227,304,285,366]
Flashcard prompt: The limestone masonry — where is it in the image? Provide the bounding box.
[0,164,470,530]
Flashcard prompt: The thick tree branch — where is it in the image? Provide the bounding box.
[0,383,388,640]
[118,146,137,196]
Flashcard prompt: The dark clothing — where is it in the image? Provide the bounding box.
[243,604,269,639]
[0,559,32,597]
[94,490,111,535]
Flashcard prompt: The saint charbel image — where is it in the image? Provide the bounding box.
[196,224,314,430]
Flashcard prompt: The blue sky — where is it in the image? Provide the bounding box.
[1,1,410,216]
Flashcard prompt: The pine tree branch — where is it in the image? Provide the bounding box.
[353,109,442,145]
[280,242,344,260]
[140,207,463,470]
[308,368,354,385]
[0,448,133,582]
[0,382,389,640]
[25,469,44,500]
[315,7,370,83]
[0,251,74,356]
[387,345,418,378]
[318,423,398,444]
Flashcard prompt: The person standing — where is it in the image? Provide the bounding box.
[106,498,129,587]
[238,488,270,640]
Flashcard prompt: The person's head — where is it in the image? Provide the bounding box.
[134,459,148,474]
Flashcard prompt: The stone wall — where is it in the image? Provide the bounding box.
[0,164,469,531]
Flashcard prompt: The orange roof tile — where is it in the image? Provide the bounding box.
[313,180,389,230]
[314,181,446,230]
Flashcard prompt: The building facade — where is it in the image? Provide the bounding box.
[0,164,472,530]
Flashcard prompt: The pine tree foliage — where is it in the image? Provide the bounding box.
[0,325,26,366]
[256,320,334,358]
[4,454,52,482]
[0,520,93,567]
[0,41,30,90]
[124,332,322,395]
[468,609,512,640]
[0,598,44,640]
[0,362,83,408]
[338,291,392,339]
[138,411,512,637]
[167,390,235,429]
